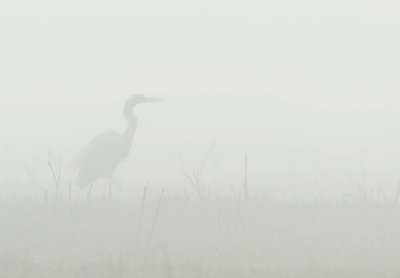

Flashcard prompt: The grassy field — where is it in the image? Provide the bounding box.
[0,196,399,278]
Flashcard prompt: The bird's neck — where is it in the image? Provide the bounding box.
[122,116,137,157]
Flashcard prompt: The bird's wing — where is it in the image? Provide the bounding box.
[78,131,124,164]
[74,131,125,186]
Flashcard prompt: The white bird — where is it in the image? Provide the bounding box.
[71,94,164,199]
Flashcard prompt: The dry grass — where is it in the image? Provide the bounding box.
[0,196,399,277]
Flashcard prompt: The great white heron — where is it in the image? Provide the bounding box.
[71,94,164,198]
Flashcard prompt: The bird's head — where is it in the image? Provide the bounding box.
[130,94,165,105]
[124,94,165,121]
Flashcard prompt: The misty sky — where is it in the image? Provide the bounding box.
[1,0,400,199]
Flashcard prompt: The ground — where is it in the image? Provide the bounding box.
[0,197,399,277]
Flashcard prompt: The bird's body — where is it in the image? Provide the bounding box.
[75,131,128,187]
[71,94,163,198]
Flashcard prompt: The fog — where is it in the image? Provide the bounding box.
[1,0,400,276]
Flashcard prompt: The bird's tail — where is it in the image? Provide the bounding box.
[75,171,92,188]
[64,151,83,187]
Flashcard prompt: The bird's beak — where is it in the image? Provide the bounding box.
[145,97,165,103]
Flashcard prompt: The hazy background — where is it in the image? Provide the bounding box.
[1,0,400,200]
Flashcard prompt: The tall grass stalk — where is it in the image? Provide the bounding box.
[136,183,148,246]
[147,187,166,244]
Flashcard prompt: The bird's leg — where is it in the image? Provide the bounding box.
[87,182,94,200]
[108,174,113,200]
